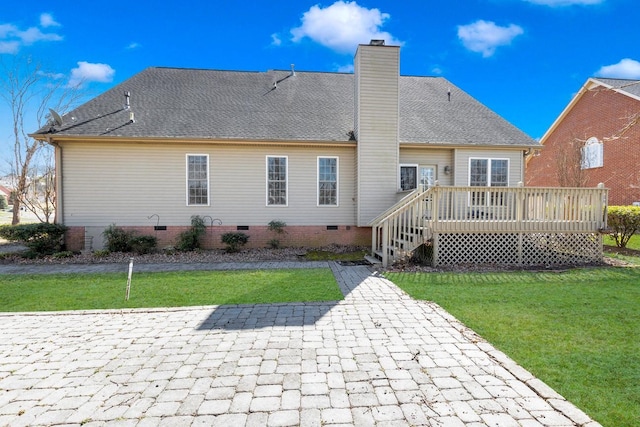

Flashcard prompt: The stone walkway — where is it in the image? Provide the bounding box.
[0,262,600,426]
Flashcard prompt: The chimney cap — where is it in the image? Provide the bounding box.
[369,39,385,46]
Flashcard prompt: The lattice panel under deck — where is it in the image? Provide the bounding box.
[521,233,602,266]
[434,232,602,267]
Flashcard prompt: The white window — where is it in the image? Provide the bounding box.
[420,166,436,189]
[469,158,509,206]
[267,156,287,206]
[400,164,418,191]
[581,137,603,169]
[318,157,338,206]
[186,154,209,206]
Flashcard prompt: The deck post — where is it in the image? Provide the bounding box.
[517,233,523,265]
[382,222,389,267]
[432,183,440,232]
[432,233,439,266]
[516,182,524,265]
[597,183,607,228]
[371,226,377,259]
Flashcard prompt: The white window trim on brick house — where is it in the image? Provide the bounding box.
[581,137,603,169]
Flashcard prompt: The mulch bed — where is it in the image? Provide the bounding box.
[603,245,640,257]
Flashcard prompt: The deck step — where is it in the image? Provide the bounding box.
[365,254,382,265]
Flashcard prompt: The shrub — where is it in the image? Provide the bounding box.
[221,232,249,253]
[0,195,7,210]
[102,224,134,252]
[0,222,67,257]
[129,235,158,255]
[607,206,640,248]
[268,238,281,249]
[102,224,157,254]
[267,220,286,249]
[176,215,207,251]
[268,220,286,234]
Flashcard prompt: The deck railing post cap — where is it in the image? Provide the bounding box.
[597,182,605,188]
[517,181,524,187]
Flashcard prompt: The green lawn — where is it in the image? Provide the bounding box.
[387,266,640,427]
[0,268,343,311]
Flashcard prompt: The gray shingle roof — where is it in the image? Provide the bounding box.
[36,66,536,147]
[592,77,640,99]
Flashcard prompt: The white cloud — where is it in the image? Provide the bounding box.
[0,40,20,54]
[270,33,282,46]
[523,0,603,6]
[126,42,141,50]
[37,70,66,80]
[457,20,524,58]
[17,27,63,45]
[39,13,61,28]
[0,23,17,38]
[69,61,115,88]
[290,1,401,54]
[0,14,63,54]
[597,58,640,79]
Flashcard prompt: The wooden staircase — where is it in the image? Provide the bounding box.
[369,187,434,267]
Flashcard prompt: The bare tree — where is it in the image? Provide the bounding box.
[556,136,588,188]
[21,148,56,223]
[0,56,82,224]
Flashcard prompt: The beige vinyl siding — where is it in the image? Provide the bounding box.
[453,149,524,187]
[399,148,454,187]
[59,141,356,227]
[355,44,400,226]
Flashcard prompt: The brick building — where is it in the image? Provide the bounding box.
[526,77,640,206]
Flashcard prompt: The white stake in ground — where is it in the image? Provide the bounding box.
[125,258,134,301]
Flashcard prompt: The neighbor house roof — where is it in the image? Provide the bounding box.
[34,67,537,147]
[591,77,640,100]
[0,185,11,198]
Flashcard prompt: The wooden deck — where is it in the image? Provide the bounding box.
[370,183,608,267]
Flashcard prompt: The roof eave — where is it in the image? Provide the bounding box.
[33,134,357,147]
[399,141,539,149]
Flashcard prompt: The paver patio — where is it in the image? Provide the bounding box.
[0,262,600,426]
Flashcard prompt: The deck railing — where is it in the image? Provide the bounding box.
[371,183,608,267]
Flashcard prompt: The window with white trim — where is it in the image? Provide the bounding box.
[469,158,509,206]
[581,137,603,169]
[186,154,209,206]
[267,156,287,206]
[420,166,436,189]
[318,157,338,206]
[400,164,418,191]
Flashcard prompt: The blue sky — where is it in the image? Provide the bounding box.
[1,0,639,164]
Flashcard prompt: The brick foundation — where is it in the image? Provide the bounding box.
[65,225,371,252]
[64,227,85,252]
